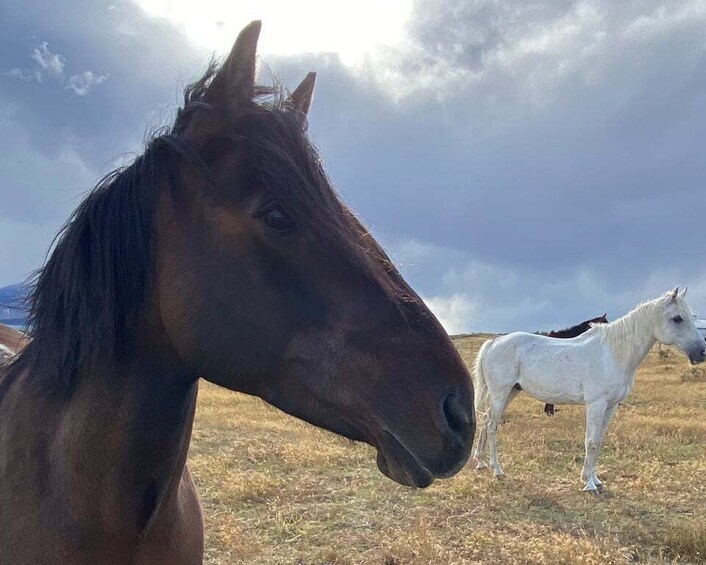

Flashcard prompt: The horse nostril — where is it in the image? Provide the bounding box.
[441,393,469,439]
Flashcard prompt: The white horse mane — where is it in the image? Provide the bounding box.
[592,293,691,370]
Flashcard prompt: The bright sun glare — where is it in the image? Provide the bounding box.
[135,0,412,65]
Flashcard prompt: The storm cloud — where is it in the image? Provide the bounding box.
[1,0,705,332]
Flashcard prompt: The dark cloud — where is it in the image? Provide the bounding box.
[286,0,706,330]
[0,0,210,285]
[302,0,706,330]
[337,0,706,277]
[0,0,207,167]
[1,0,705,331]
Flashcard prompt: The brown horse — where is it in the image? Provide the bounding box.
[540,313,608,416]
[0,22,474,564]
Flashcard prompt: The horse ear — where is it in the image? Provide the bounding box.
[287,72,316,124]
[205,20,262,109]
[670,286,679,301]
[681,286,688,298]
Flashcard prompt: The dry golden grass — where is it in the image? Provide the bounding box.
[189,337,706,564]
[681,367,706,383]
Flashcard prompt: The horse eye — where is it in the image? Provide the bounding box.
[261,206,295,233]
[672,315,684,323]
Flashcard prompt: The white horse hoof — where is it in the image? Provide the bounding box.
[475,461,487,470]
[583,485,601,495]
[589,476,604,491]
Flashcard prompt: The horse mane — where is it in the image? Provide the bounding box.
[19,139,177,391]
[594,295,689,367]
[15,61,226,391]
[14,59,410,394]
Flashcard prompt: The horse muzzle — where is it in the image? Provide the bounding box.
[688,344,706,365]
[372,392,474,488]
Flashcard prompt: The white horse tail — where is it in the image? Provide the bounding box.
[472,338,493,425]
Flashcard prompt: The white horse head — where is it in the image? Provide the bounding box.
[653,287,706,364]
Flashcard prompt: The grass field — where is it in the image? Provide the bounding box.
[189,335,706,564]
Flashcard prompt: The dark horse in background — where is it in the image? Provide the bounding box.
[538,313,608,416]
[0,22,474,564]
[0,322,29,364]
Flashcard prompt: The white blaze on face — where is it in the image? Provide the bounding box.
[134,0,413,66]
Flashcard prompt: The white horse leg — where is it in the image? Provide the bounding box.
[581,400,608,492]
[500,387,520,424]
[472,419,488,469]
[476,394,505,470]
[591,404,619,489]
[473,381,519,471]
[488,390,513,477]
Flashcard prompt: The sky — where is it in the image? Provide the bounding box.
[1,0,706,333]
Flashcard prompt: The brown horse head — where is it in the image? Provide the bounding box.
[592,313,609,325]
[157,21,474,487]
[27,22,473,488]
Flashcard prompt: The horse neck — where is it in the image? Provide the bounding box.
[568,322,591,337]
[9,318,198,539]
[605,302,658,375]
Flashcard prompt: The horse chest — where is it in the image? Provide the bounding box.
[617,376,635,401]
[596,371,633,404]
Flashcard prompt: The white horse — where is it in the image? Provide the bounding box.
[471,288,705,492]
